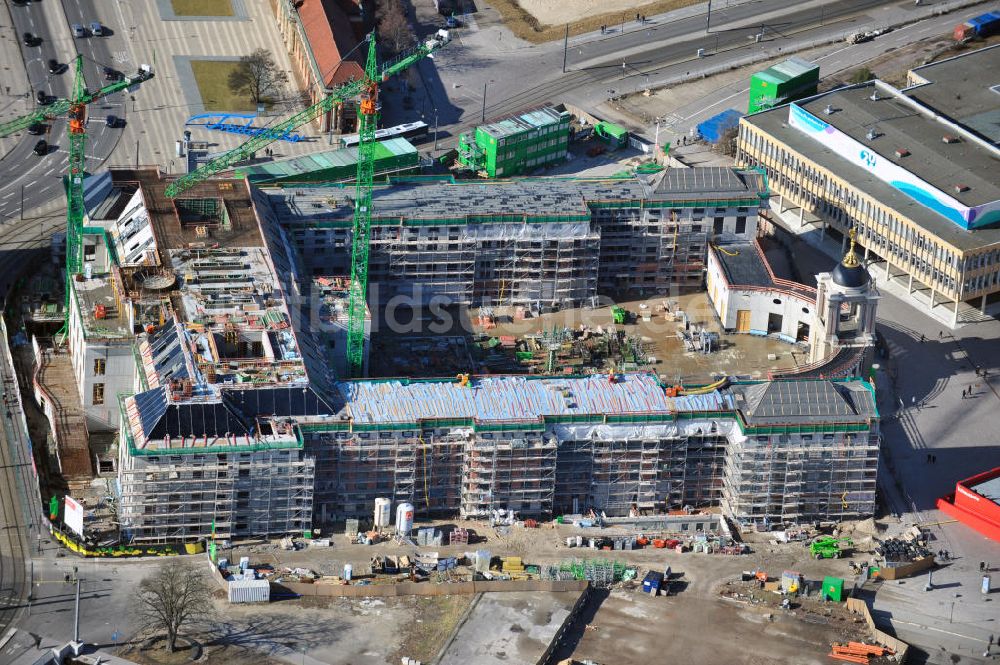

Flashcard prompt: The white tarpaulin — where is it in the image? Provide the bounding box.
[64,496,84,537]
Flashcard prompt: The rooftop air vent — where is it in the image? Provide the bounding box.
[942,135,960,144]
[869,90,879,102]
[954,184,970,193]
[894,148,910,158]
[824,104,835,115]
[866,128,880,141]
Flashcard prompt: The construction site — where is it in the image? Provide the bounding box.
[0,19,890,551]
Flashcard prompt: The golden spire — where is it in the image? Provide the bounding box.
[842,227,861,268]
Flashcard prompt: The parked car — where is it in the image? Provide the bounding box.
[23,32,41,47]
[105,115,121,128]
[71,24,85,37]
[89,21,103,36]
[36,90,50,105]
[33,140,48,156]
[27,122,46,136]
[103,66,120,81]
[48,59,61,74]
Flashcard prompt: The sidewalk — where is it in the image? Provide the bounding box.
[0,628,141,665]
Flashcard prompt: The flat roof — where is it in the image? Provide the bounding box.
[970,474,1000,505]
[261,168,766,226]
[906,45,1000,144]
[234,138,417,182]
[72,274,131,339]
[744,95,1000,252]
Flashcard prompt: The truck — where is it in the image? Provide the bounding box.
[810,536,853,559]
[953,12,1000,42]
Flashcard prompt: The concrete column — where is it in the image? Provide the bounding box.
[799,206,805,228]
[841,234,848,255]
[776,194,784,213]
[929,288,936,310]
[982,294,988,314]
[952,299,960,327]
[907,274,913,294]
[863,245,869,261]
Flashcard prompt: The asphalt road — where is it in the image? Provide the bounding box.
[422,0,909,145]
[0,0,131,223]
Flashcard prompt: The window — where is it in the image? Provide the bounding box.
[92,383,105,405]
[735,217,747,235]
[93,358,105,375]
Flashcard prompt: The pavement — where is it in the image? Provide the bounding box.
[765,227,1000,665]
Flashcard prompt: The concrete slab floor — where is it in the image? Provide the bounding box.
[565,590,869,665]
[437,590,582,665]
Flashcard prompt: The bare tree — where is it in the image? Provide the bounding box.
[133,562,213,653]
[377,0,415,54]
[228,48,289,105]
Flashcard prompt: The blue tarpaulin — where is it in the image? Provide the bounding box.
[696,109,745,143]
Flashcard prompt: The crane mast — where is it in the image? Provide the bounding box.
[345,36,380,377]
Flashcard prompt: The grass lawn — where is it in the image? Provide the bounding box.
[170,0,234,16]
[190,60,255,113]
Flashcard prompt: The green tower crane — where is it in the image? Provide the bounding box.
[163,30,451,200]
[161,31,451,377]
[0,56,155,329]
[345,36,380,377]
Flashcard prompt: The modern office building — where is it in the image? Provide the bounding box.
[737,45,1000,326]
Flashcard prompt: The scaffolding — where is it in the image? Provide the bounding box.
[721,429,880,527]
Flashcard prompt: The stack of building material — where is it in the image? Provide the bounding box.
[449,528,469,545]
[828,642,893,663]
[501,556,525,574]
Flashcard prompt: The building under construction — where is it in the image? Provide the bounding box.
[34,168,879,544]
[265,167,768,306]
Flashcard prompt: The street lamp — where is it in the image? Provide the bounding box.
[481,80,494,123]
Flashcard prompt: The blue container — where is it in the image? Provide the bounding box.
[696,109,745,143]
[642,571,664,595]
[969,12,1000,36]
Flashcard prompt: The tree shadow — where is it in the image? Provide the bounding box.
[198,611,349,658]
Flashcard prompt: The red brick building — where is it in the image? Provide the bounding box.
[274,0,366,133]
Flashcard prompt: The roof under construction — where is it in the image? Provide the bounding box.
[265,168,767,227]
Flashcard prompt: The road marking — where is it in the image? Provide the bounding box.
[44,168,54,176]
[0,193,13,201]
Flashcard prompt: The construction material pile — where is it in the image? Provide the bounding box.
[874,537,932,563]
[828,641,894,663]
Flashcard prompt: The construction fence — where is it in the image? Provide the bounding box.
[845,597,909,663]
[270,578,588,598]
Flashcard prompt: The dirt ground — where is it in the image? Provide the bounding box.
[478,293,803,382]
[493,0,699,42]
[567,589,869,665]
[515,0,687,28]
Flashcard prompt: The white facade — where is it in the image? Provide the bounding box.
[706,243,816,344]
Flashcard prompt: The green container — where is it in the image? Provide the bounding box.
[748,57,819,114]
[235,138,419,184]
[822,576,844,602]
[457,106,570,178]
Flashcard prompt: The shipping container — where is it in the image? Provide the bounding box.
[968,11,1000,36]
[696,109,744,143]
[594,121,628,147]
[228,578,270,603]
[748,57,819,114]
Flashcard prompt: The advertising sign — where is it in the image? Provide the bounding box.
[787,102,1000,230]
[63,495,85,537]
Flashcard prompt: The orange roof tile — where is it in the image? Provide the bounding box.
[297,0,366,88]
